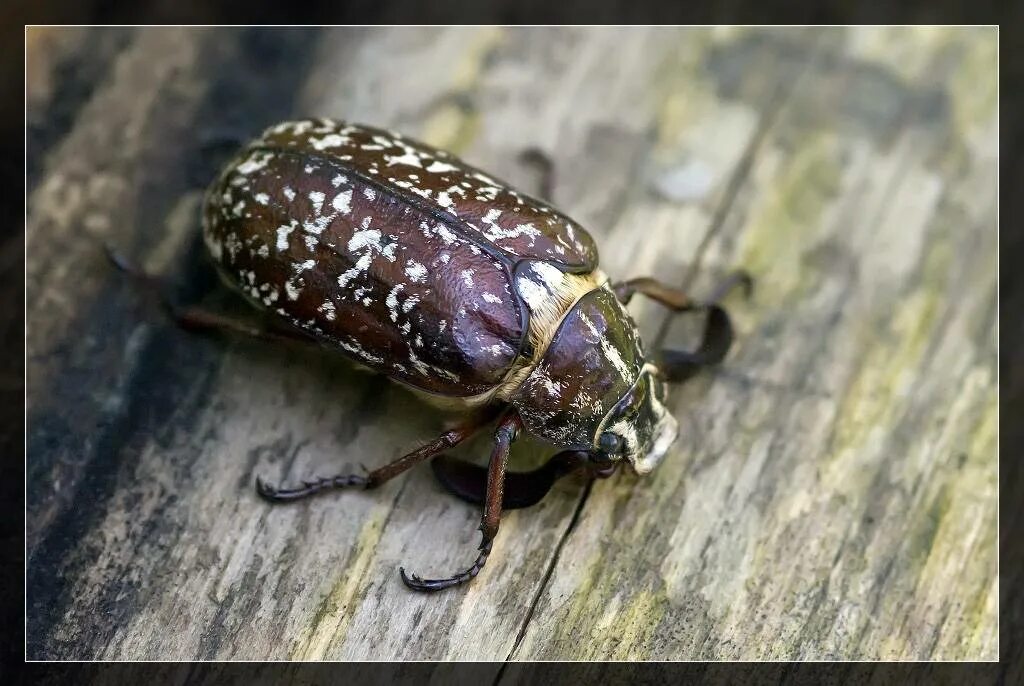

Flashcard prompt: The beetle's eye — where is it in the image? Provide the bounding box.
[597,432,624,457]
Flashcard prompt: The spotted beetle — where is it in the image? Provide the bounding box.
[113,118,750,592]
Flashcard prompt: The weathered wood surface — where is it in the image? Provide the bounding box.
[26,27,997,662]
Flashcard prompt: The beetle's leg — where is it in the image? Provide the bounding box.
[613,271,752,383]
[518,147,555,200]
[188,128,247,187]
[431,449,591,510]
[612,271,753,309]
[400,412,522,592]
[255,409,500,502]
[105,244,316,346]
[174,306,317,345]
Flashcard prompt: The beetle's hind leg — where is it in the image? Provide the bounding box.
[612,271,753,383]
[400,412,522,592]
[105,244,315,346]
[255,410,498,503]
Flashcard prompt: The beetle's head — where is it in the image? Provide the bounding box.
[593,364,678,474]
[511,284,679,475]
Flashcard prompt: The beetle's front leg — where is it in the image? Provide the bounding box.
[614,271,752,383]
[612,270,752,310]
[400,412,522,592]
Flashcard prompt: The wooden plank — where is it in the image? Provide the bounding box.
[508,27,998,661]
[26,27,996,662]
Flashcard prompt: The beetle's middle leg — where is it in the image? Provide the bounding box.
[255,409,500,503]
[613,271,753,383]
[400,412,522,592]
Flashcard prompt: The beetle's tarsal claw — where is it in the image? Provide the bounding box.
[103,243,130,271]
[254,476,283,501]
[398,539,492,593]
[102,243,153,284]
[398,568,465,593]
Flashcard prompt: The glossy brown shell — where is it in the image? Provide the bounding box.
[202,119,599,397]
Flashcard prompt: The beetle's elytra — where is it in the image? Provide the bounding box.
[184,118,749,591]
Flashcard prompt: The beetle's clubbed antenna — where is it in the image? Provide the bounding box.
[658,305,734,383]
[399,412,523,592]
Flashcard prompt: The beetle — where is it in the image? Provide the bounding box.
[113,118,750,592]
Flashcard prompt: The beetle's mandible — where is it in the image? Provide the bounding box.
[119,118,751,592]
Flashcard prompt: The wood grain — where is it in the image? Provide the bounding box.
[26,27,997,662]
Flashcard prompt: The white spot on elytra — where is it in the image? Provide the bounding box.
[236,153,270,175]
[254,193,269,205]
[435,225,458,245]
[337,252,372,288]
[308,191,325,214]
[338,338,383,365]
[405,260,427,283]
[348,229,381,252]
[386,151,421,168]
[386,284,404,322]
[483,221,542,242]
[283,186,296,201]
[482,292,502,304]
[461,270,475,287]
[310,134,349,150]
[332,190,352,215]
[318,300,336,320]
[426,160,459,173]
[276,221,296,251]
